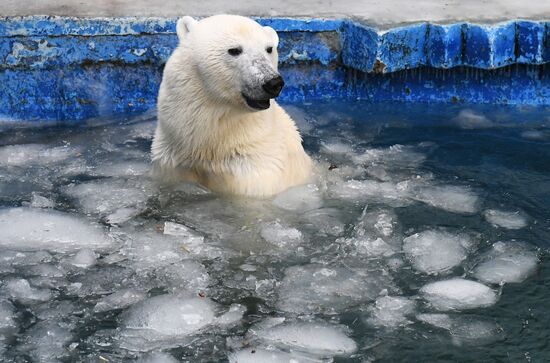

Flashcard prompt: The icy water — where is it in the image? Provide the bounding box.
[0,101,549,362]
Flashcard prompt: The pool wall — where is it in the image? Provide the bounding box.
[0,16,549,122]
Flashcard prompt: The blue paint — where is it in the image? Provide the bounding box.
[378,23,429,72]
[0,16,549,123]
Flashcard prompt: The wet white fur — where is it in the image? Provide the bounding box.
[152,14,312,197]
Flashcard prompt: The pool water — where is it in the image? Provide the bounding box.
[0,101,549,362]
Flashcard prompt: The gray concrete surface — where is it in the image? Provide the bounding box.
[2,1,550,28]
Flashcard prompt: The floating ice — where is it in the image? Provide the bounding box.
[30,192,55,208]
[344,207,401,257]
[483,209,528,229]
[417,313,504,346]
[0,207,112,253]
[420,278,498,311]
[251,320,357,357]
[0,300,17,340]
[62,178,155,221]
[19,321,73,362]
[356,208,398,239]
[351,144,426,168]
[91,160,150,178]
[3,278,52,305]
[135,352,180,363]
[163,221,205,245]
[320,140,354,155]
[68,249,97,269]
[330,179,412,206]
[0,144,78,167]
[403,230,473,274]
[229,348,322,363]
[122,232,192,271]
[272,184,323,212]
[216,304,246,326]
[94,289,147,313]
[367,296,415,328]
[276,264,392,314]
[411,185,479,214]
[260,221,303,248]
[66,265,133,298]
[520,130,548,141]
[452,110,494,129]
[472,241,538,284]
[152,260,210,292]
[302,208,345,236]
[119,294,221,351]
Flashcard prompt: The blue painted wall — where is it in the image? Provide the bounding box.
[0,16,548,122]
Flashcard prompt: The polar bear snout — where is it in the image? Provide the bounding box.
[262,75,285,98]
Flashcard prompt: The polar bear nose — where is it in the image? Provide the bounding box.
[262,76,285,98]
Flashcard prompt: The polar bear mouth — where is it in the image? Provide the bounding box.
[242,93,271,110]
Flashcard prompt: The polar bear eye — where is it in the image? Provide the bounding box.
[228,47,242,56]
[266,46,273,54]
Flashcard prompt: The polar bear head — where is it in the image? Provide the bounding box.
[175,14,283,111]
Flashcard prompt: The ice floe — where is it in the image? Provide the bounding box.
[250,320,357,357]
[94,289,147,313]
[417,313,504,346]
[403,230,473,274]
[0,207,112,253]
[367,296,416,328]
[272,184,323,212]
[420,278,498,311]
[276,264,392,314]
[471,241,538,284]
[411,185,479,214]
[260,220,303,248]
[483,209,528,229]
[119,294,241,351]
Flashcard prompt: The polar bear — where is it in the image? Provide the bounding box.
[151,14,312,197]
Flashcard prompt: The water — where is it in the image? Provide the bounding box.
[0,101,549,362]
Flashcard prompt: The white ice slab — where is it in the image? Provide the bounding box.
[420,278,498,311]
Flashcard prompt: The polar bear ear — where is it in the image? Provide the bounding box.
[176,16,198,40]
[263,26,279,46]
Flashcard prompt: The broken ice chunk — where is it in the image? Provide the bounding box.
[302,207,345,236]
[452,109,494,129]
[0,207,112,253]
[135,352,179,363]
[251,320,357,357]
[91,160,150,178]
[229,348,322,363]
[3,278,53,305]
[276,264,392,315]
[483,209,528,229]
[119,294,224,351]
[420,278,497,311]
[0,300,17,340]
[62,177,155,220]
[330,179,413,207]
[18,321,73,362]
[472,241,538,284]
[0,144,78,167]
[260,221,303,248]
[411,185,479,214]
[93,289,147,313]
[68,249,97,269]
[163,221,205,245]
[403,230,473,274]
[417,313,504,346]
[272,184,323,212]
[30,192,55,208]
[367,296,416,328]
